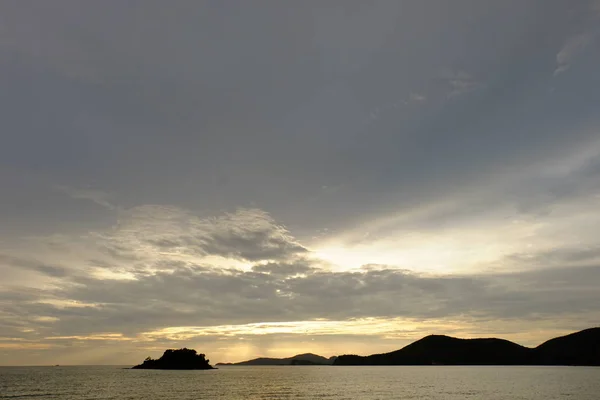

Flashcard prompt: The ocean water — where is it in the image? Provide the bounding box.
[1,365,599,399]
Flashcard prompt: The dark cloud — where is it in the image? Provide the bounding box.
[198,210,308,262]
[252,261,316,276]
[0,254,68,278]
[504,246,600,268]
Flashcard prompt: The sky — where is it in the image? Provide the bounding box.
[1,0,600,366]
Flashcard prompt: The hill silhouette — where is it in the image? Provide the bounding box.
[534,327,600,365]
[132,348,214,369]
[334,328,600,366]
[216,353,336,366]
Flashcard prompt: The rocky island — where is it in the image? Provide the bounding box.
[132,348,215,370]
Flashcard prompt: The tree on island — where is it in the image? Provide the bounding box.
[132,348,214,369]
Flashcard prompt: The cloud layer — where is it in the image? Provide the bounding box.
[2,206,600,364]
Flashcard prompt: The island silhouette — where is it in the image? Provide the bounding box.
[334,327,600,366]
[132,348,214,370]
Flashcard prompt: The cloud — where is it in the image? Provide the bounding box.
[0,254,68,278]
[252,260,316,276]
[2,203,600,364]
[503,247,600,270]
[198,209,307,261]
[554,33,595,76]
[55,185,117,210]
[4,194,600,317]
[363,91,428,126]
[3,265,600,365]
[409,93,427,103]
[440,70,482,97]
[551,0,600,76]
[2,246,599,339]
[106,206,307,264]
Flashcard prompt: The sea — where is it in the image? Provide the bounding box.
[1,365,599,399]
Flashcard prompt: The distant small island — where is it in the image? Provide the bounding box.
[132,348,214,370]
[216,353,337,366]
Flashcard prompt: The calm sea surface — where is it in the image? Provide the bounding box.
[1,365,599,399]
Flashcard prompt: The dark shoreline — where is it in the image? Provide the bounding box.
[334,328,600,366]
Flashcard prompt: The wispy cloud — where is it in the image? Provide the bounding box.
[409,93,427,103]
[441,70,482,97]
[554,33,595,76]
[0,254,68,278]
[55,185,117,211]
[364,92,427,125]
[553,0,600,76]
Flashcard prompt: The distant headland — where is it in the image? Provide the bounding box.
[132,348,214,370]
[216,353,337,366]
[334,327,600,366]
